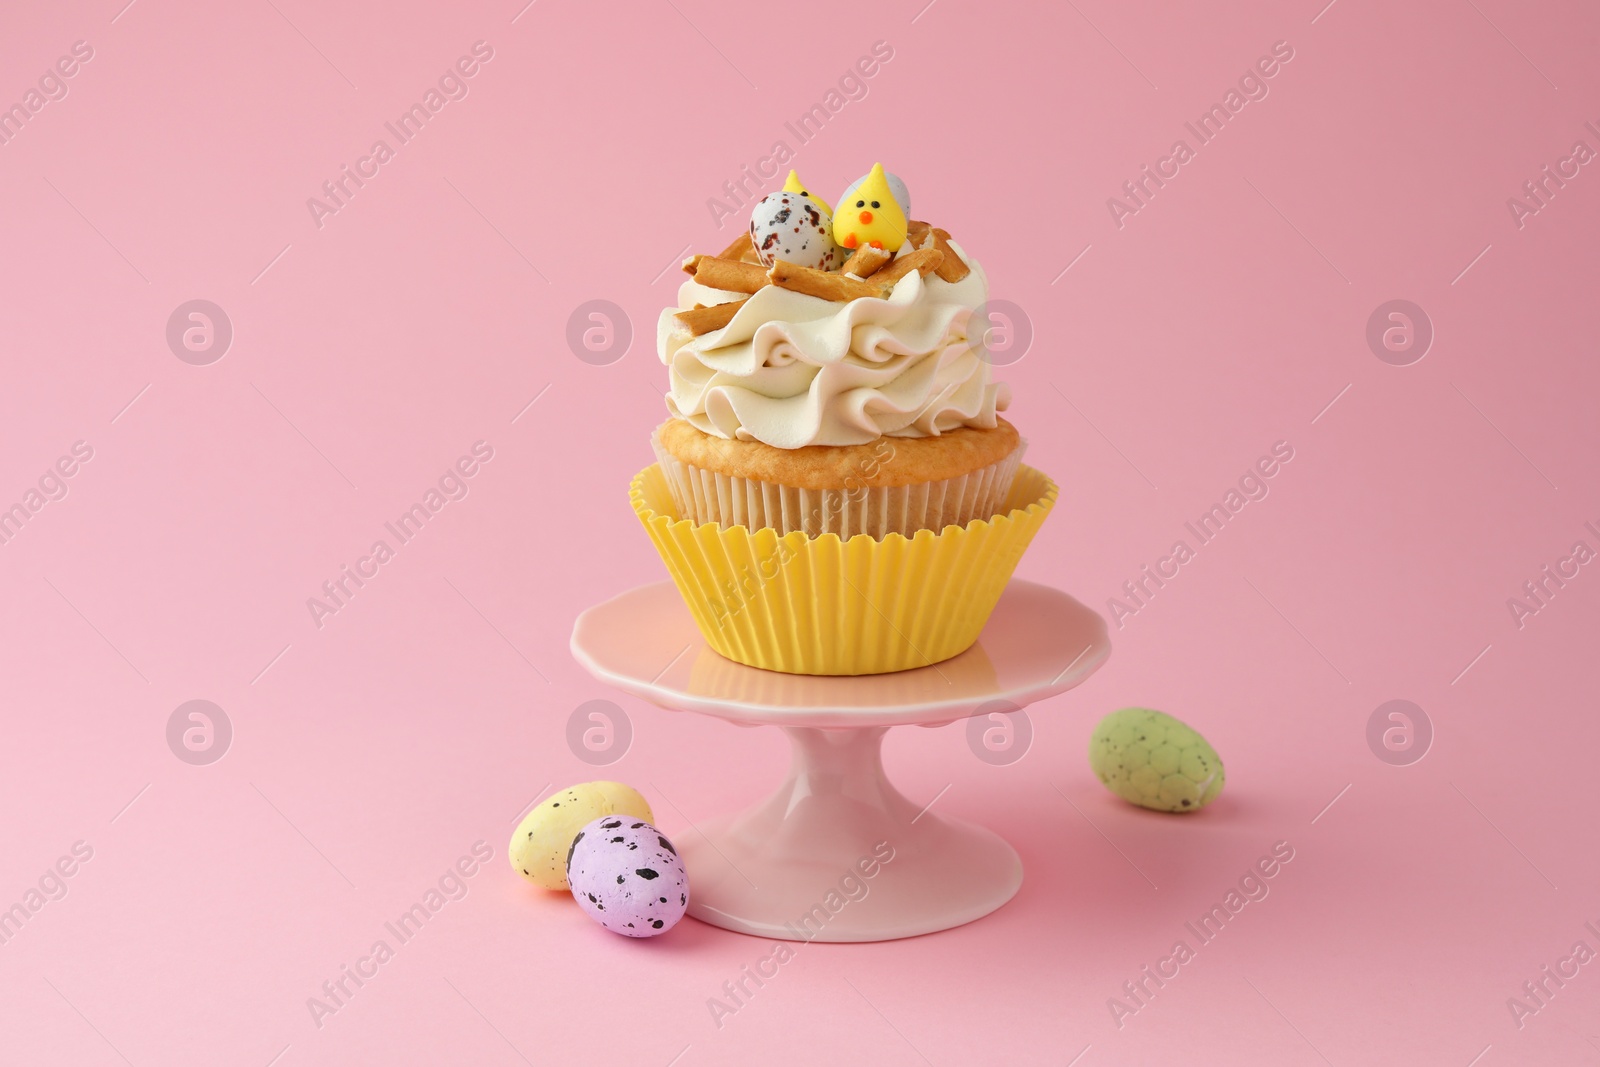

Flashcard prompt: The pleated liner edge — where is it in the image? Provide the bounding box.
[629,462,1059,676]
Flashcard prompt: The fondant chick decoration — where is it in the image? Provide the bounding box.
[832,163,909,252]
[782,169,832,216]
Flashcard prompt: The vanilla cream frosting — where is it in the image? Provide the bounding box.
[656,244,1009,449]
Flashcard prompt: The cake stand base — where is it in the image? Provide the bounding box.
[682,726,1020,942]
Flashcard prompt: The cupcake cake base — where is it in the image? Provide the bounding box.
[653,418,1024,540]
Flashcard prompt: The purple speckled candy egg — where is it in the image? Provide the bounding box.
[748,191,838,270]
[566,816,688,937]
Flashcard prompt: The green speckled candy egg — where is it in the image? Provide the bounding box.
[509,782,653,889]
[1089,708,1224,813]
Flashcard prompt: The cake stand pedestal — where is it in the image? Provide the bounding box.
[570,580,1109,942]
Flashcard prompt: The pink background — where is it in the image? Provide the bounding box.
[3,0,1598,1063]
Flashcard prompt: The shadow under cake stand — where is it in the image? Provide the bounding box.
[570,580,1110,942]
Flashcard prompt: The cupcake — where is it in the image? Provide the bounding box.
[634,164,1057,675]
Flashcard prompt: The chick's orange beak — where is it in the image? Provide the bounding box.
[859,210,873,224]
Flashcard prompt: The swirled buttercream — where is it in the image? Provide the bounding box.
[656,247,1009,449]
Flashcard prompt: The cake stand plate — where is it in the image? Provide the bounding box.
[570,580,1109,942]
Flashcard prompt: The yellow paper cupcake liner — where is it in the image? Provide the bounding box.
[630,462,1058,676]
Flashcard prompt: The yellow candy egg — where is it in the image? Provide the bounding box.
[509,781,653,889]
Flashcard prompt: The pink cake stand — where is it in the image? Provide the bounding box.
[569,580,1110,942]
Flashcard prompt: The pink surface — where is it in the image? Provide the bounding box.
[2,0,1597,1064]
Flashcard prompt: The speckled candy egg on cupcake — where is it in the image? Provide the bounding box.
[566,816,689,937]
[748,190,839,270]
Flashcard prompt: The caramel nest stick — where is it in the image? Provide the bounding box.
[718,232,754,261]
[694,256,770,294]
[769,260,885,302]
[839,245,892,279]
[674,299,748,336]
[873,246,944,287]
[928,228,972,282]
[681,254,706,275]
[907,219,932,246]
